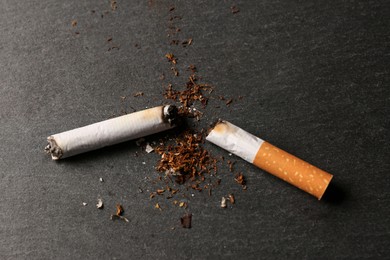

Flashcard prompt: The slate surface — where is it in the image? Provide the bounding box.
[0,0,389,259]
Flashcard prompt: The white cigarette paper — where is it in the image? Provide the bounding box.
[206,120,333,199]
[46,105,177,160]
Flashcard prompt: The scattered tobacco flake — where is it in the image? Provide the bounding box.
[165,53,177,64]
[133,91,144,97]
[180,213,192,228]
[226,98,233,106]
[155,203,162,210]
[107,36,113,42]
[228,194,235,204]
[111,0,117,11]
[170,39,180,45]
[75,31,80,35]
[179,201,187,208]
[231,5,240,14]
[182,38,193,47]
[169,6,175,12]
[156,189,165,195]
[111,204,129,222]
[227,160,235,172]
[188,64,197,73]
[221,197,227,208]
[116,204,124,215]
[107,46,120,51]
[71,20,77,27]
[96,199,104,209]
[235,173,245,185]
[171,67,179,76]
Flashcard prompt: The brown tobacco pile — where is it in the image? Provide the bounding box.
[155,131,217,185]
[164,75,211,119]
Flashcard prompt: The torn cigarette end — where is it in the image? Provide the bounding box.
[206,120,333,200]
[45,105,178,160]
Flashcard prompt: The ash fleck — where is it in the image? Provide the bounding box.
[220,197,227,208]
[145,143,154,153]
[99,177,104,182]
[96,199,104,209]
[82,202,87,206]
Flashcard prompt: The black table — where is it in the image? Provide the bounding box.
[1,0,389,258]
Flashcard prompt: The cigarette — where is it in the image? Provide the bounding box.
[206,120,333,200]
[45,105,178,160]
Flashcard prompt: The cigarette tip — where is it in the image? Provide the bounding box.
[163,105,178,126]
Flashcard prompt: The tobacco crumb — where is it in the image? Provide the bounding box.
[182,38,193,47]
[171,67,179,76]
[227,160,235,172]
[107,36,113,42]
[179,201,188,208]
[96,199,104,209]
[180,213,192,228]
[71,20,77,27]
[133,91,144,97]
[116,204,124,215]
[111,0,117,11]
[226,98,233,106]
[75,31,80,35]
[156,189,165,195]
[155,203,162,210]
[165,53,177,64]
[169,6,175,12]
[221,197,227,208]
[235,173,245,184]
[228,194,235,204]
[188,64,197,73]
[170,40,180,45]
[111,204,129,222]
[231,5,240,14]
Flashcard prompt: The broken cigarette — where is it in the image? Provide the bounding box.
[206,120,333,200]
[45,105,178,160]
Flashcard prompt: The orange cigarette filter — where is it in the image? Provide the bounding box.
[206,121,333,200]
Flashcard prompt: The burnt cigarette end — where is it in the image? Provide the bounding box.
[163,105,178,126]
[45,137,63,160]
[207,119,225,135]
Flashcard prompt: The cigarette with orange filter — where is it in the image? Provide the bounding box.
[206,120,333,200]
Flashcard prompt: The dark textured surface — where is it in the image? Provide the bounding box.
[1,0,389,259]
